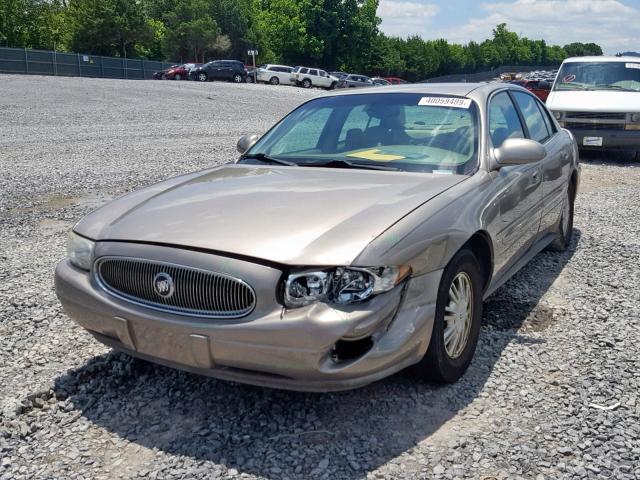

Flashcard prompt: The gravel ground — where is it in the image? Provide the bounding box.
[1,75,639,480]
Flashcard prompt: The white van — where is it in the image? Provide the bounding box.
[546,56,640,159]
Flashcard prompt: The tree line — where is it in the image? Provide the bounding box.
[0,0,603,81]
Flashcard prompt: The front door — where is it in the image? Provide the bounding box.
[488,91,544,275]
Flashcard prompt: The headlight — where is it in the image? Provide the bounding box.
[66,231,95,271]
[284,266,410,308]
[629,113,640,123]
[552,111,564,120]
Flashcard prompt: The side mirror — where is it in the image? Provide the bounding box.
[236,133,260,155]
[493,138,546,167]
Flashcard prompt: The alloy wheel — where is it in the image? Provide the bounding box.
[443,272,474,359]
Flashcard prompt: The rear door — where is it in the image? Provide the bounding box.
[488,91,544,275]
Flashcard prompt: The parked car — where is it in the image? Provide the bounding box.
[384,77,408,85]
[190,60,246,83]
[164,64,188,80]
[371,77,391,86]
[56,82,579,392]
[256,64,294,85]
[330,71,349,80]
[336,74,374,88]
[547,56,640,159]
[290,66,338,89]
[152,65,178,80]
[509,80,551,101]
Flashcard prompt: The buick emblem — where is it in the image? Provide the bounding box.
[153,272,175,299]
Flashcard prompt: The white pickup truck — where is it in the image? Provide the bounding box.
[546,56,640,160]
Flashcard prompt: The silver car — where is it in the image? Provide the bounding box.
[55,83,580,391]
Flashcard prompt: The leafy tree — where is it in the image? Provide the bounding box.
[563,42,603,57]
[67,0,152,57]
[162,0,222,62]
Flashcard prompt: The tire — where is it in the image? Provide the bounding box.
[328,82,337,90]
[548,181,576,251]
[269,76,280,85]
[233,73,243,83]
[174,73,182,81]
[302,78,312,89]
[197,72,208,82]
[413,249,483,383]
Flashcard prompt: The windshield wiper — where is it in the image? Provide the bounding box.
[594,84,638,92]
[299,158,400,171]
[240,153,299,167]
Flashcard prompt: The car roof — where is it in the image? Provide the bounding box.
[320,82,536,104]
[563,56,640,63]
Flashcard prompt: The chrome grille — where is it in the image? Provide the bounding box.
[565,122,625,131]
[566,112,626,121]
[95,257,256,318]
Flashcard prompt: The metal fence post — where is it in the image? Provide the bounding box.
[24,47,29,74]
[52,49,57,76]
[123,57,127,79]
[77,53,81,76]
[142,59,145,79]
[100,56,104,78]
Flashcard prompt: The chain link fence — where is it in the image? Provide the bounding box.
[423,64,560,83]
[0,47,177,80]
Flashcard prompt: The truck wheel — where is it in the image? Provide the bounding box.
[412,248,483,383]
[302,79,312,88]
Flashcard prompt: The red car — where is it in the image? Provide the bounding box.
[164,63,202,80]
[509,80,551,102]
[384,77,408,85]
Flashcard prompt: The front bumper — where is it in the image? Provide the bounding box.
[563,126,640,150]
[55,243,440,391]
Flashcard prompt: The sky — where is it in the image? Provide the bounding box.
[378,0,640,55]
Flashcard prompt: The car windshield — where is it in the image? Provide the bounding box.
[246,93,479,174]
[554,61,640,92]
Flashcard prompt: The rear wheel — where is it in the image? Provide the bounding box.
[233,73,243,83]
[302,78,312,88]
[174,73,182,81]
[549,181,575,251]
[269,76,279,85]
[412,249,483,383]
[328,81,337,90]
[197,72,208,82]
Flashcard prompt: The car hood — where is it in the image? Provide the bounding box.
[547,90,640,112]
[75,165,466,266]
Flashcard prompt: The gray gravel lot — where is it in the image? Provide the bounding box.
[1,75,639,480]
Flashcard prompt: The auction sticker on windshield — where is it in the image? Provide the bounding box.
[625,63,640,69]
[418,97,472,108]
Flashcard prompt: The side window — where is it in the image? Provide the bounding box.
[300,68,308,74]
[309,69,318,76]
[338,105,381,144]
[512,91,550,142]
[319,70,327,77]
[537,100,557,135]
[269,108,333,155]
[489,92,525,147]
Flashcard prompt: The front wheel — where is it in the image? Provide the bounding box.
[269,76,279,85]
[233,73,243,83]
[328,82,337,90]
[413,249,483,383]
[174,73,182,81]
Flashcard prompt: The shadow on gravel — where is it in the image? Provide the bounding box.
[53,231,580,479]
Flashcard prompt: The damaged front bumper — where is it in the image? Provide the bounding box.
[54,242,441,391]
